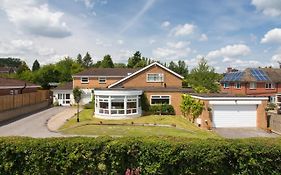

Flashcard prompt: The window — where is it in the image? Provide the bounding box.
[151,95,170,105]
[98,77,106,84]
[234,83,241,89]
[223,83,229,89]
[265,83,275,89]
[147,73,164,82]
[249,82,256,89]
[81,77,89,84]
[127,97,137,114]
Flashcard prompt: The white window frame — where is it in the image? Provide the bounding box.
[234,82,241,89]
[265,83,275,89]
[146,73,164,82]
[98,77,106,84]
[81,77,89,84]
[150,95,171,105]
[223,83,229,89]
[249,82,256,89]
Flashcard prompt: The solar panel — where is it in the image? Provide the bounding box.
[222,72,243,81]
[250,69,270,81]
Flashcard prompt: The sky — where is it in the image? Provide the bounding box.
[0,0,281,72]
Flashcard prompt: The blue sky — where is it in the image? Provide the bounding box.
[0,0,281,72]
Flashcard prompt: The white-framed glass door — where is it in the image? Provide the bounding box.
[58,93,71,105]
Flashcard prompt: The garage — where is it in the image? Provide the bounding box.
[191,94,268,129]
[212,105,257,128]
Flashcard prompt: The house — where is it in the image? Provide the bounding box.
[221,67,281,103]
[52,62,192,119]
[191,93,268,129]
[0,77,40,96]
[0,67,16,74]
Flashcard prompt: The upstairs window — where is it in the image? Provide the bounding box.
[265,83,275,89]
[98,77,106,84]
[223,83,229,89]
[147,73,164,82]
[81,77,89,84]
[234,83,241,89]
[249,82,256,89]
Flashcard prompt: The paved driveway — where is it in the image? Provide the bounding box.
[0,107,68,138]
[214,128,279,139]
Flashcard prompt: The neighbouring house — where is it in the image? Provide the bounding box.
[52,62,192,119]
[52,82,74,106]
[221,67,281,104]
[191,93,268,129]
[0,67,16,74]
[0,77,40,96]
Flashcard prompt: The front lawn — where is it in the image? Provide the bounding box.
[59,109,219,138]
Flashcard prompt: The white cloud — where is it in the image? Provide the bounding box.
[199,33,208,41]
[171,23,196,36]
[251,0,281,17]
[206,44,251,59]
[117,40,124,45]
[161,21,170,28]
[261,28,281,44]
[149,39,156,44]
[153,41,191,59]
[75,0,107,9]
[0,0,71,38]
[271,54,281,62]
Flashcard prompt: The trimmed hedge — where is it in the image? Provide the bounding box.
[1,137,281,174]
[149,104,175,115]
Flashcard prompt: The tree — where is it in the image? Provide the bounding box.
[100,54,114,68]
[186,58,221,93]
[32,59,40,71]
[76,54,83,65]
[127,51,142,68]
[0,57,22,68]
[33,64,61,89]
[17,61,30,75]
[73,87,82,122]
[168,60,188,77]
[56,57,83,82]
[114,63,126,68]
[82,52,93,68]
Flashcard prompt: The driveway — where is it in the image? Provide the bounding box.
[0,107,70,138]
[214,128,279,139]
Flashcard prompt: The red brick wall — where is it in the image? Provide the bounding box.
[73,77,122,89]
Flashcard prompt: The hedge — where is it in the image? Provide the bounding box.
[0,137,281,174]
[149,104,175,115]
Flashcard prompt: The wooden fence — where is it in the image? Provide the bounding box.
[0,90,50,112]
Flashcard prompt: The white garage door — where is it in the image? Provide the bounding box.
[213,105,257,128]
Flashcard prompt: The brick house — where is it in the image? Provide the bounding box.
[52,62,192,119]
[221,67,281,103]
[0,77,40,96]
[0,67,16,74]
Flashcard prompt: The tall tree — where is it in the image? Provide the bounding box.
[17,61,30,74]
[33,64,61,89]
[32,59,40,71]
[114,63,126,68]
[127,51,142,68]
[100,54,114,68]
[168,60,188,77]
[56,57,83,82]
[76,53,83,65]
[82,52,93,68]
[186,58,221,93]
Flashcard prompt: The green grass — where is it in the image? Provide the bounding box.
[59,109,219,138]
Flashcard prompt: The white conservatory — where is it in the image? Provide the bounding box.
[94,89,143,119]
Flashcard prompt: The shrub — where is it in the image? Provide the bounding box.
[84,102,94,109]
[0,137,281,174]
[149,104,175,115]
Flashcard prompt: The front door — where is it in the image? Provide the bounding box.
[58,93,71,106]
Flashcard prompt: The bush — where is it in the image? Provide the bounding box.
[84,102,94,109]
[149,104,175,115]
[0,137,281,174]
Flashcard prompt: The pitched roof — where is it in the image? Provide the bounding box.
[221,67,281,83]
[108,62,184,88]
[0,78,40,88]
[0,67,15,73]
[73,68,139,77]
[53,82,73,90]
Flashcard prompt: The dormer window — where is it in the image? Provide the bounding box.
[98,77,106,84]
[147,73,164,82]
[81,77,89,84]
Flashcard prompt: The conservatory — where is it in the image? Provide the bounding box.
[94,89,143,119]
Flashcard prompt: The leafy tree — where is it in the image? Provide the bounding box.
[168,60,188,77]
[82,52,93,68]
[76,54,83,65]
[0,57,22,67]
[17,61,30,75]
[180,94,204,123]
[100,54,114,68]
[186,58,221,93]
[33,64,61,89]
[32,59,40,71]
[93,61,102,68]
[127,51,142,68]
[73,87,82,122]
[56,57,83,82]
[114,63,126,68]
